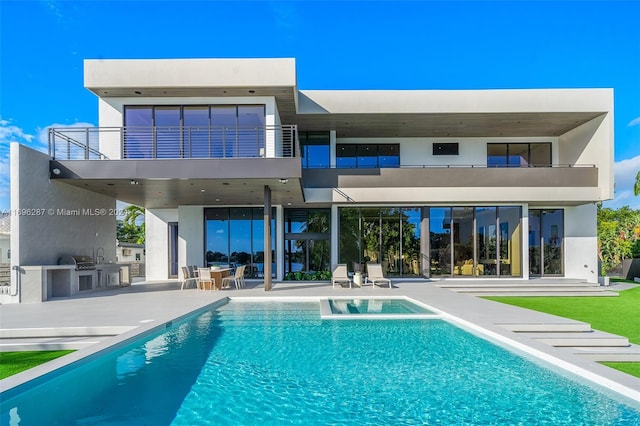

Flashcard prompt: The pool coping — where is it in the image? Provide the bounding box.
[2,283,640,408]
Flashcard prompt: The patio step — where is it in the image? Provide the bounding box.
[0,326,136,352]
[569,345,640,362]
[459,291,618,297]
[518,331,629,347]
[437,281,617,297]
[497,322,592,332]
[497,322,638,362]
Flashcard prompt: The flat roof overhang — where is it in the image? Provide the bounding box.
[50,158,304,209]
[289,111,606,138]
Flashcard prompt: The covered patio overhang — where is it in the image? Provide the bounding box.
[49,157,304,208]
[49,157,304,291]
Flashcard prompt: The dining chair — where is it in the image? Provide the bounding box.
[197,268,214,291]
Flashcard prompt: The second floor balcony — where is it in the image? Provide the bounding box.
[48,125,299,160]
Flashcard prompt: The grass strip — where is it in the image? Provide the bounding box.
[0,350,75,380]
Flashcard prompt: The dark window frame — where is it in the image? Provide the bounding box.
[487,142,553,167]
[336,143,400,168]
[487,142,552,167]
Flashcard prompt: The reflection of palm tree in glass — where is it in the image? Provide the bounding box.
[298,212,330,272]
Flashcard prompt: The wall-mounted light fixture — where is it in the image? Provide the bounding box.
[279,179,288,184]
[51,168,61,175]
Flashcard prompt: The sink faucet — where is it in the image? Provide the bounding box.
[96,247,105,264]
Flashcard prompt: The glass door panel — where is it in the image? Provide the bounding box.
[338,208,361,270]
[529,210,542,276]
[124,107,153,158]
[498,207,522,277]
[205,209,229,267]
[429,208,451,277]
[476,207,497,276]
[361,208,381,266]
[237,106,265,157]
[211,106,236,157]
[154,107,181,158]
[230,208,252,267]
[380,208,401,276]
[453,207,475,276]
[543,210,564,275]
[183,106,210,158]
[402,208,422,276]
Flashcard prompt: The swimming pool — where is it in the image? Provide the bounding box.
[2,300,640,424]
[328,297,436,315]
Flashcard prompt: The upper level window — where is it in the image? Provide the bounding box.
[487,143,551,167]
[300,132,330,168]
[336,144,399,168]
[123,105,265,159]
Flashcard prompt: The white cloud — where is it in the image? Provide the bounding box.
[628,117,640,127]
[603,154,640,210]
[0,118,38,210]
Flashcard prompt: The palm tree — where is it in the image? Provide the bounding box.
[123,205,145,244]
[634,171,640,197]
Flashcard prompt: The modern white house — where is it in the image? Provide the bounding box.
[8,58,614,303]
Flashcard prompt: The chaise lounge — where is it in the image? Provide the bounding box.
[365,263,391,288]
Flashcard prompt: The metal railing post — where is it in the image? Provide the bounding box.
[85,127,90,159]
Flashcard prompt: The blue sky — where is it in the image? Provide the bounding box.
[1,0,639,210]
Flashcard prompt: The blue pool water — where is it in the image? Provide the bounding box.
[329,298,435,314]
[2,301,640,425]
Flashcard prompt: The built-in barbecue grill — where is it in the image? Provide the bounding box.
[59,255,97,271]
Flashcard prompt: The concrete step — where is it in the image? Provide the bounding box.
[437,281,598,289]
[518,331,629,347]
[497,322,592,332]
[570,345,640,362]
[0,326,136,339]
[461,291,618,297]
[0,326,137,352]
[0,336,110,351]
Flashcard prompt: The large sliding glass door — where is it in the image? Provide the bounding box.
[205,207,275,278]
[338,207,422,277]
[284,209,331,276]
[529,209,564,276]
[123,105,265,159]
[428,206,523,278]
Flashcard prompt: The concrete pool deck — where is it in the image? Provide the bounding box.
[1,279,640,403]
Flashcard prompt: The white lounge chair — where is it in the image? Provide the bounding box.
[366,263,391,288]
[332,264,352,289]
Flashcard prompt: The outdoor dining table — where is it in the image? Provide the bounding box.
[209,267,232,290]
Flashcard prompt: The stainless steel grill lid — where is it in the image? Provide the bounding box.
[59,255,97,270]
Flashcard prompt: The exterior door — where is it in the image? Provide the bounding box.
[529,209,564,276]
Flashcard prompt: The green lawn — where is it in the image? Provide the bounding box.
[0,350,75,379]
[486,285,640,378]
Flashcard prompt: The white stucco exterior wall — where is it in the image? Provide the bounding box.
[10,144,117,267]
[145,208,177,280]
[178,205,204,279]
[564,203,599,283]
[558,114,614,202]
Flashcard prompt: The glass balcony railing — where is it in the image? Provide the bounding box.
[48,125,299,160]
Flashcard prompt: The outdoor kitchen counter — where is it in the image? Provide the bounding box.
[18,264,130,303]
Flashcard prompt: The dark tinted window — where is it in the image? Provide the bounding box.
[433,143,459,155]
